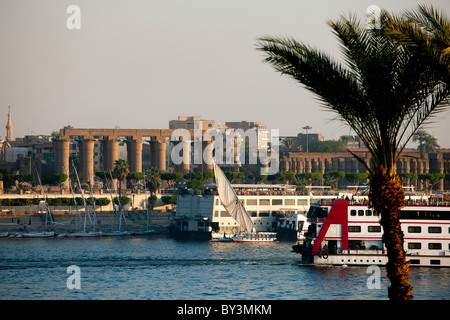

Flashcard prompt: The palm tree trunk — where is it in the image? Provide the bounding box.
[370,172,413,300]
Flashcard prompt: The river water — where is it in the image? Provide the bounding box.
[0,236,449,300]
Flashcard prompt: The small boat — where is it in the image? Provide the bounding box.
[67,231,103,238]
[210,234,235,242]
[0,232,9,238]
[130,229,156,236]
[233,231,277,242]
[102,231,130,237]
[20,231,55,238]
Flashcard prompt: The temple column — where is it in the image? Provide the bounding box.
[53,138,70,188]
[126,138,144,173]
[201,140,214,173]
[173,139,191,173]
[102,137,119,172]
[150,139,167,172]
[78,138,95,183]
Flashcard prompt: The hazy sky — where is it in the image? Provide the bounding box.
[1,0,449,147]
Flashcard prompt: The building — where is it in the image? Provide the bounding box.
[297,132,323,147]
[169,116,215,130]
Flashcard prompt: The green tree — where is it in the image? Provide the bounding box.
[418,173,445,192]
[281,137,298,151]
[161,172,183,189]
[399,173,419,186]
[345,173,369,186]
[323,171,346,189]
[113,159,130,196]
[257,7,450,299]
[412,129,440,154]
[304,140,346,152]
[146,167,161,196]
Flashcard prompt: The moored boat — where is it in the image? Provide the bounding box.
[20,231,56,238]
[233,231,277,242]
[294,199,450,267]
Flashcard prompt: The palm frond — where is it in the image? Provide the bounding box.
[257,9,450,176]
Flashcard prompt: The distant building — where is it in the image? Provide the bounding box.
[297,132,323,146]
[169,116,215,130]
[225,121,270,153]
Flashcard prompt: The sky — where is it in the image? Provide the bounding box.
[1,0,449,147]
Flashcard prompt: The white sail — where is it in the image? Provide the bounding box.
[213,160,256,234]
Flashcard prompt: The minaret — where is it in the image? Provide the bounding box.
[6,106,13,142]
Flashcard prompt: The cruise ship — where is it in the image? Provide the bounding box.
[170,184,311,240]
[292,199,450,267]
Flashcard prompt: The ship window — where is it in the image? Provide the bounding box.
[247,199,257,206]
[428,227,441,234]
[368,226,381,233]
[348,226,361,232]
[272,199,283,205]
[220,211,231,217]
[365,210,372,216]
[428,243,442,250]
[285,199,295,205]
[249,211,257,217]
[259,211,270,217]
[358,210,364,216]
[430,260,441,265]
[297,199,308,206]
[408,226,421,233]
[259,199,270,206]
[410,259,420,265]
[214,211,219,217]
[408,243,421,249]
[350,210,357,216]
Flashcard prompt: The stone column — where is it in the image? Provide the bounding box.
[78,138,95,184]
[201,140,214,173]
[102,137,119,172]
[173,139,191,173]
[53,139,70,187]
[126,138,144,173]
[305,158,311,173]
[150,139,167,172]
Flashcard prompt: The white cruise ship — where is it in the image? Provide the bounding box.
[170,184,310,240]
[293,199,450,267]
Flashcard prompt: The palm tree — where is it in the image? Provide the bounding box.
[146,167,161,196]
[257,9,450,300]
[412,129,440,154]
[281,137,298,151]
[385,5,450,83]
[113,159,129,196]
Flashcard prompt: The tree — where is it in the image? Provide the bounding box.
[146,167,161,196]
[281,137,299,151]
[161,172,183,189]
[345,173,369,186]
[412,129,440,154]
[257,7,450,300]
[295,172,322,186]
[113,159,129,196]
[418,173,445,193]
[304,139,346,153]
[399,173,419,186]
[323,171,346,189]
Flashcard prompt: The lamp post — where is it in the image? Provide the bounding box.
[302,125,312,153]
